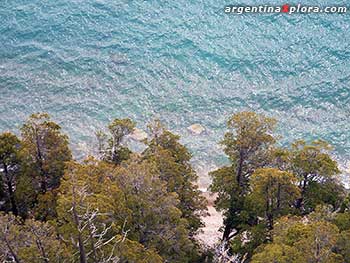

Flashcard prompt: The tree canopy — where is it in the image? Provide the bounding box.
[0,111,348,262]
[210,111,346,262]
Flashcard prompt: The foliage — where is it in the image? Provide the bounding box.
[112,156,199,262]
[290,140,342,212]
[143,120,207,236]
[96,118,135,165]
[55,159,135,263]
[333,198,350,262]
[14,174,37,218]
[251,243,303,263]
[221,111,277,188]
[1,111,349,262]
[249,168,300,230]
[11,113,72,218]
[0,212,70,262]
[209,112,347,262]
[210,112,277,242]
[0,132,21,215]
[20,113,72,193]
[34,189,59,221]
[230,223,268,260]
[335,230,350,262]
[265,216,344,263]
[333,212,350,231]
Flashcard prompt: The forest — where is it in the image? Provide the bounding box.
[0,111,349,263]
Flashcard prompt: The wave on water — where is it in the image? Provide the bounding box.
[1,0,350,186]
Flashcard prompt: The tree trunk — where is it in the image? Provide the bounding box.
[3,163,18,216]
[222,196,242,241]
[276,183,281,211]
[236,151,244,187]
[88,222,98,262]
[267,212,273,230]
[5,238,21,263]
[295,175,308,211]
[71,185,87,263]
[34,236,49,263]
[223,155,245,241]
[77,233,87,263]
[222,200,236,241]
[266,195,273,230]
[222,222,233,241]
[34,130,47,193]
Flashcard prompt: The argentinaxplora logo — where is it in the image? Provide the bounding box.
[224,4,348,14]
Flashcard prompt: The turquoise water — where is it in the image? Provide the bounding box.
[1,0,350,183]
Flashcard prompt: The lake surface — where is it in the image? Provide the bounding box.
[1,0,350,185]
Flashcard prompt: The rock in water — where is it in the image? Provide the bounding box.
[188,124,205,135]
[129,128,147,141]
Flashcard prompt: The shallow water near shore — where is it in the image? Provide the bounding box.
[1,0,350,186]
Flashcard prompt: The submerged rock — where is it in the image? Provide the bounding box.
[188,124,205,135]
[129,128,147,141]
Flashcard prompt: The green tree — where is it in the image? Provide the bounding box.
[293,221,342,262]
[249,168,300,231]
[57,160,129,262]
[335,230,350,262]
[210,165,257,246]
[112,156,198,262]
[290,140,343,212]
[0,213,22,262]
[143,120,207,236]
[332,194,350,231]
[18,218,71,262]
[332,197,350,261]
[56,159,162,263]
[14,173,37,218]
[262,216,344,263]
[251,243,302,263]
[230,223,268,261]
[339,193,350,213]
[0,213,70,263]
[210,111,277,241]
[20,113,72,193]
[270,147,292,171]
[34,189,59,221]
[96,118,135,165]
[333,212,350,231]
[0,132,21,215]
[221,111,277,188]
